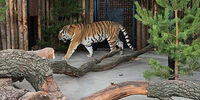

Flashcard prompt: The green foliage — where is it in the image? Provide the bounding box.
[51,0,83,19]
[143,58,173,80]
[37,0,83,51]
[0,0,7,21]
[135,0,200,79]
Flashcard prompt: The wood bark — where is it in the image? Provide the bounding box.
[0,78,29,100]
[136,20,142,50]
[9,0,15,49]
[0,22,6,49]
[0,78,64,100]
[0,49,64,99]
[0,49,53,91]
[18,0,24,50]
[174,9,179,80]
[0,46,200,100]
[50,45,153,77]
[147,80,200,100]
[0,22,1,49]
[82,80,200,100]
[5,0,11,49]
[46,0,50,26]
[81,81,149,100]
[28,47,55,59]
[38,0,42,41]
[13,0,18,49]
[1,78,200,100]
[22,0,28,50]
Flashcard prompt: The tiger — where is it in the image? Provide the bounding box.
[58,21,134,60]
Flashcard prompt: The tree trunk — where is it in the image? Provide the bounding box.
[50,45,153,77]
[174,9,179,80]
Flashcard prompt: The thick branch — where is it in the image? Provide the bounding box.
[50,45,153,77]
[82,80,200,100]
[81,81,149,100]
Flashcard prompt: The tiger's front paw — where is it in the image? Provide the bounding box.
[120,51,124,55]
[62,56,69,61]
[87,54,93,57]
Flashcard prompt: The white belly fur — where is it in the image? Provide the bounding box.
[81,35,107,46]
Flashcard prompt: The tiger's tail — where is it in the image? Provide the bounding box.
[119,25,134,50]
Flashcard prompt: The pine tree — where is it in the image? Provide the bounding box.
[134,0,200,80]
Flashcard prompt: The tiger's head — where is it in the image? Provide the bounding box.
[58,25,75,42]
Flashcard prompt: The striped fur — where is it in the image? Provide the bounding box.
[58,21,134,60]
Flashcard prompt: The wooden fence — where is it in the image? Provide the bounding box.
[0,0,198,50]
[0,0,28,50]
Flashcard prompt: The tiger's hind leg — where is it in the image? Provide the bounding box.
[107,38,117,53]
[116,39,124,55]
[84,45,93,57]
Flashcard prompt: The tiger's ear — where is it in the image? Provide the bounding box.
[68,24,77,31]
[62,25,70,31]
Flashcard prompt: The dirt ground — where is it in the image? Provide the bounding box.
[14,49,199,100]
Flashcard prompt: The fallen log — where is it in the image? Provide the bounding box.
[1,47,200,100]
[82,80,200,100]
[0,78,65,100]
[0,49,63,99]
[28,47,55,59]
[50,44,154,77]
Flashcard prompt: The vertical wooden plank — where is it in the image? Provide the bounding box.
[0,4,3,49]
[82,0,87,24]
[82,0,86,23]
[49,0,54,20]
[9,0,15,49]
[38,0,41,41]
[142,24,146,48]
[5,0,11,49]
[13,0,18,49]
[89,0,94,23]
[85,0,90,24]
[46,0,49,26]
[23,0,28,50]
[136,21,142,50]
[18,0,24,50]
[0,22,6,49]
[41,0,45,19]
[0,22,1,49]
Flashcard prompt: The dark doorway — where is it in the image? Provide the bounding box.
[94,0,136,49]
[28,0,38,50]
